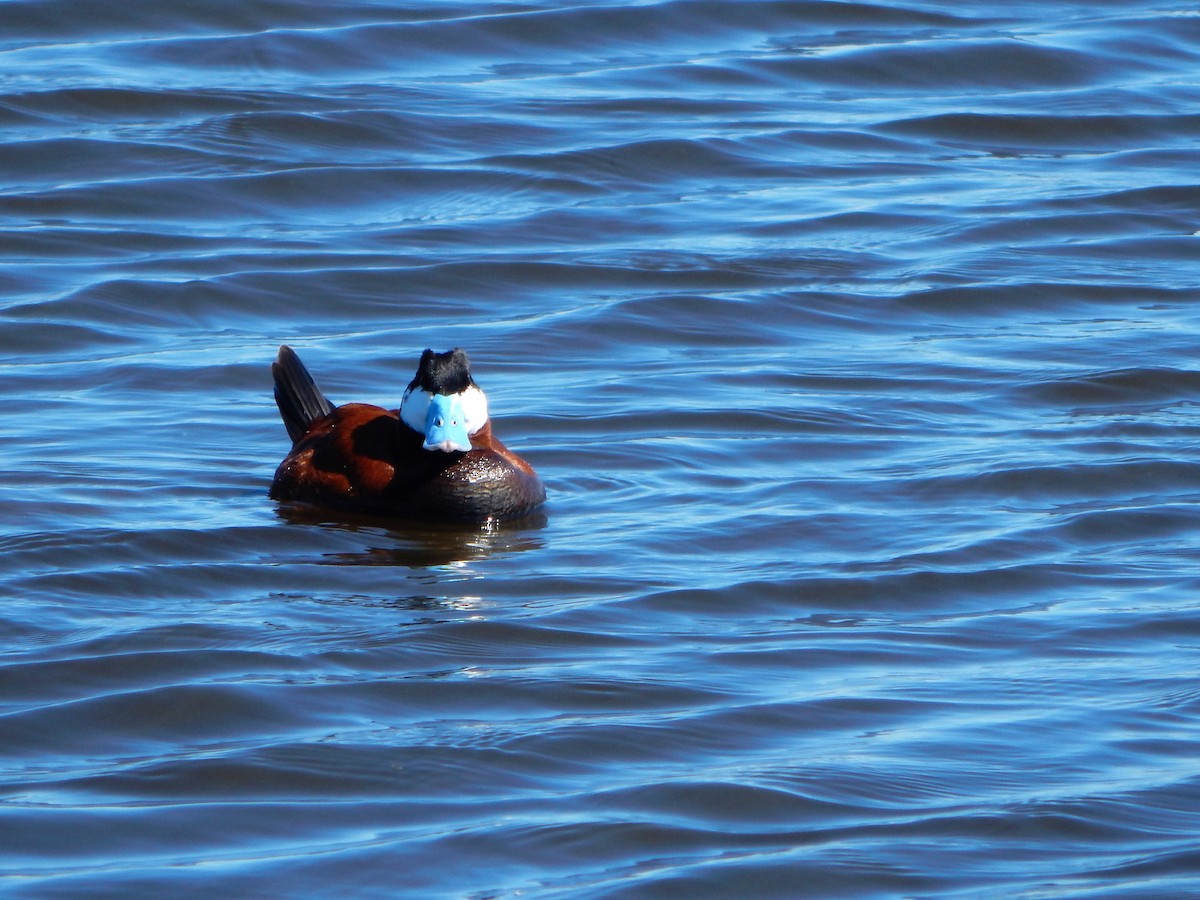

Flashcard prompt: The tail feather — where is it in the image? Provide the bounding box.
[272,345,335,443]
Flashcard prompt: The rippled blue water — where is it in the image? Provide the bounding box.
[3,1,1200,896]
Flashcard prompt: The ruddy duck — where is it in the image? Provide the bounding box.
[270,345,545,522]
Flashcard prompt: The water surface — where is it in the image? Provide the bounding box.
[3,2,1200,897]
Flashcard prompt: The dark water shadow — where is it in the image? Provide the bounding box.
[273,501,547,568]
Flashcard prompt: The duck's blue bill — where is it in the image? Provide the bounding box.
[423,393,472,452]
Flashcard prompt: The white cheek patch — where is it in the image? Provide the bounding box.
[400,385,489,436]
[459,385,489,435]
[400,386,431,435]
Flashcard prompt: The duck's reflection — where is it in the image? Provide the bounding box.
[275,502,546,568]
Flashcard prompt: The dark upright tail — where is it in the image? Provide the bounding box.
[272,345,335,443]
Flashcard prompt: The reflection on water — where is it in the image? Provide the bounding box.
[274,502,547,568]
[270,591,487,619]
